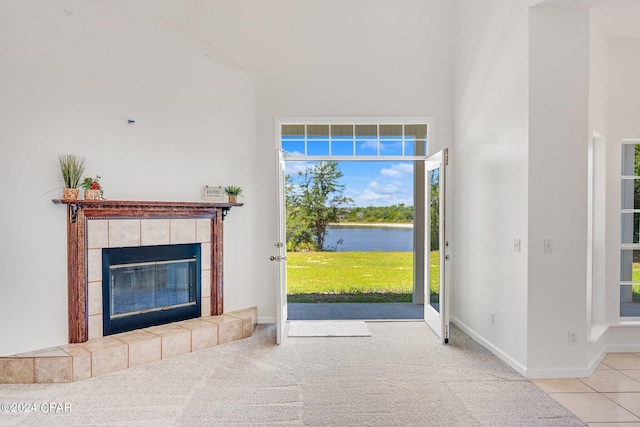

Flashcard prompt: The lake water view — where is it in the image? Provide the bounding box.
[324,224,413,252]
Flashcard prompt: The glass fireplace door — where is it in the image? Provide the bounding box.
[109,259,197,319]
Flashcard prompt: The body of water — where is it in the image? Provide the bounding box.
[324,225,413,252]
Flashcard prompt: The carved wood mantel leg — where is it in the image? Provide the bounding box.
[211,210,224,315]
[67,205,87,343]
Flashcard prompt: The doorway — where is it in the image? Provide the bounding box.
[284,159,421,321]
[273,120,449,344]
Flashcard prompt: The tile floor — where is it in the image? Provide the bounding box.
[534,353,640,426]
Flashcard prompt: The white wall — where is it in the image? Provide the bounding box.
[586,15,609,362]
[607,40,640,140]
[0,1,256,355]
[599,39,640,350]
[0,0,455,355]
[451,0,530,372]
[528,7,590,376]
[589,18,609,137]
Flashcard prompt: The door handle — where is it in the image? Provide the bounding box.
[270,255,288,261]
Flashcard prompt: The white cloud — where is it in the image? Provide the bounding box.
[348,177,411,206]
[379,141,402,152]
[381,168,402,178]
[354,189,412,207]
[358,139,378,150]
[357,189,385,204]
[285,161,308,175]
[368,181,401,194]
[380,163,413,178]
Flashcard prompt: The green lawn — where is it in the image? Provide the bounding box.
[633,261,640,301]
[287,251,440,303]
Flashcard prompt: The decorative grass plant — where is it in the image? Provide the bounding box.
[58,154,86,189]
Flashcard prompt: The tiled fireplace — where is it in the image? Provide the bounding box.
[53,199,238,343]
[0,200,256,384]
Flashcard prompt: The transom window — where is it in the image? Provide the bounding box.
[281,123,428,159]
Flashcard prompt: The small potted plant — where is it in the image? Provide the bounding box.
[81,175,103,200]
[224,185,242,203]
[58,154,86,199]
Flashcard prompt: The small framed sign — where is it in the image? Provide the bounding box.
[202,185,225,202]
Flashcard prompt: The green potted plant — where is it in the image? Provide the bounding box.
[81,175,103,200]
[58,154,86,199]
[224,185,242,203]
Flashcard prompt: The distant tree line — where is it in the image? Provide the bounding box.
[342,205,413,223]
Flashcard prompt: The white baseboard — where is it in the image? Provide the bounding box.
[451,316,528,377]
[452,317,610,378]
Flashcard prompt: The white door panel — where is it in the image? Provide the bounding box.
[275,150,287,344]
[424,149,449,344]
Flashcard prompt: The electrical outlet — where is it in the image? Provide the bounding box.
[568,331,578,346]
[490,313,495,326]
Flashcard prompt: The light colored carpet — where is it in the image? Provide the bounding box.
[288,320,371,337]
[0,322,586,426]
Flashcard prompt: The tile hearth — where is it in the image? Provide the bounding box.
[0,307,257,384]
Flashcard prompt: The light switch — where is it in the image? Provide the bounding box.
[513,238,521,252]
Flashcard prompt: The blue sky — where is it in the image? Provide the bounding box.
[285,160,414,207]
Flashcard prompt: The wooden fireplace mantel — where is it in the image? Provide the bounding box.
[53,199,243,343]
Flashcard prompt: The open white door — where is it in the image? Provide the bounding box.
[274,149,288,344]
[424,149,449,344]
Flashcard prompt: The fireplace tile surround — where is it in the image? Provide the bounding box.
[86,218,211,339]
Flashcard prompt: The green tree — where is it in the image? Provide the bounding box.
[343,205,413,223]
[285,175,314,251]
[286,162,353,251]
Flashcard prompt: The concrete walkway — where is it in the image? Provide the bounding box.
[288,302,424,320]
